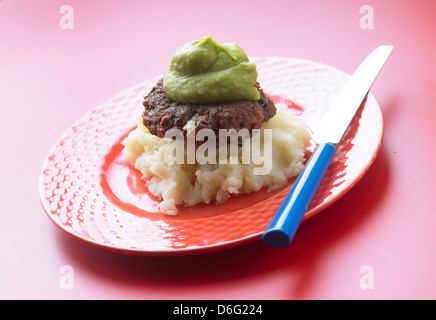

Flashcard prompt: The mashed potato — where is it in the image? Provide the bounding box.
[122,104,311,215]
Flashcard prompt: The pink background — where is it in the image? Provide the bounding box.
[1,0,435,299]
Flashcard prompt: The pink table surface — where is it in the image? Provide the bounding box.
[1,0,435,300]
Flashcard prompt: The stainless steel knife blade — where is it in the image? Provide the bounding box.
[312,45,393,145]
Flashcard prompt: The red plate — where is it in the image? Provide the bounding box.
[39,57,384,256]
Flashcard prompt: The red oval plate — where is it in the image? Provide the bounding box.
[39,57,384,256]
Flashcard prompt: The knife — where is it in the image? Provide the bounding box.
[262,45,393,248]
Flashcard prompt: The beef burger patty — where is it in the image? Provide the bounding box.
[142,78,276,138]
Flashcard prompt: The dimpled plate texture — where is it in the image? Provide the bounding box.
[39,57,384,256]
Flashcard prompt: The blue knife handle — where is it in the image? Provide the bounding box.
[262,143,336,247]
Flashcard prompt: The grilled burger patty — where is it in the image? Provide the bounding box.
[142,78,276,138]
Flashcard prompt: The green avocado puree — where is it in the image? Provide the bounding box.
[163,36,260,104]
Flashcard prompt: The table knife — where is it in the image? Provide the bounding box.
[262,45,393,248]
